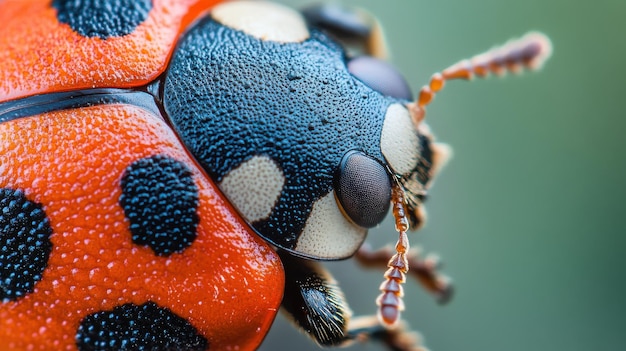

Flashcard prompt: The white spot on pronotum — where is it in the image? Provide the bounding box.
[219,155,285,223]
[380,103,419,175]
[295,191,366,259]
[212,1,310,43]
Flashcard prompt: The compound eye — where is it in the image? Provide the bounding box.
[335,151,392,228]
[348,56,413,100]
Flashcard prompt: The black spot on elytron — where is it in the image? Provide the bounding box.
[76,301,209,351]
[0,188,52,302]
[52,0,152,39]
[119,155,199,256]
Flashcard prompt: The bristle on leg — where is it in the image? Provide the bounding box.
[376,186,411,327]
[408,31,552,125]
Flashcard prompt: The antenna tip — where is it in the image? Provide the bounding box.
[519,31,553,71]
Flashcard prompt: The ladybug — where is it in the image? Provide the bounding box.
[0,1,552,350]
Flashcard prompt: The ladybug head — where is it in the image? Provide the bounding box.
[164,1,450,260]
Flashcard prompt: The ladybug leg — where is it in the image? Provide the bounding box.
[355,242,454,304]
[278,251,428,351]
[346,316,429,351]
[301,3,388,59]
[278,250,351,347]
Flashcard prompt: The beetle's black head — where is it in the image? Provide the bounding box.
[163,1,449,260]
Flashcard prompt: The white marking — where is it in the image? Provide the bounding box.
[380,103,419,175]
[295,191,367,259]
[219,155,284,223]
[212,1,310,43]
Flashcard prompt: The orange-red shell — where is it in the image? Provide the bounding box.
[0,105,285,350]
[0,0,220,102]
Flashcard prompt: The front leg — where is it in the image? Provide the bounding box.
[347,316,427,351]
[279,250,349,347]
[278,251,428,351]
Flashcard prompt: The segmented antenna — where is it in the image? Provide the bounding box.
[376,31,552,328]
[408,32,552,124]
[376,185,411,327]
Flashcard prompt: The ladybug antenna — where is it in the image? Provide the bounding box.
[376,184,410,327]
[408,31,552,125]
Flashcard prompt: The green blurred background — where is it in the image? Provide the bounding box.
[260,0,626,350]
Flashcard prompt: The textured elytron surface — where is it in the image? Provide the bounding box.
[0,105,283,350]
[0,0,221,102]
